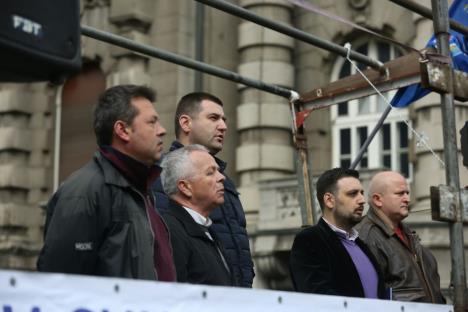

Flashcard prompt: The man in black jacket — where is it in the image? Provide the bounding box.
[161,144,235,286]
[290,168,387,299]
[37,84,176,281]
[153,92,254,287]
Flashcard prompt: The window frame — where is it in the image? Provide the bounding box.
[330,38,412,178]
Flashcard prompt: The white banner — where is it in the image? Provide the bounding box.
[0,270,451,312]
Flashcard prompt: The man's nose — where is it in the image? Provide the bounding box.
[358,193,365,204]
[218,119,227,131]
[403,193,410,203]
[158,124,167,136]
[217,170,225,182]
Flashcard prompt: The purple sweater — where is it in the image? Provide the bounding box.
[340,238,379,299]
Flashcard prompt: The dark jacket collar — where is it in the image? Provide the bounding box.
[167,199,212,240]
[318,217,387,299]
[99,145,161,193]
[366,207,415,238]
[169,140,227,173]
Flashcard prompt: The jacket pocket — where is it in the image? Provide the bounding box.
[391,287,426,301]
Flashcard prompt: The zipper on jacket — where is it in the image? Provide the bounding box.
[411,235,436,303]
[408,235,435,303]
[133,188,157,280]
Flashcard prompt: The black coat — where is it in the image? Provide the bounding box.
[289,218,387,299]
[154,140,254,287]
[163,200,235,286]
[37,152,160,280]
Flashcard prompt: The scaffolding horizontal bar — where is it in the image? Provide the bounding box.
[389,0,468,36]
[300,51,421,109]
[80,25,294,99]
[195,0,385,72]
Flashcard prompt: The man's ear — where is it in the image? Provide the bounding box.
[114,120,131,142]
[179,114,192,134]
[371,193,383,209]
[323,192,335,210]
[177,179,192,198]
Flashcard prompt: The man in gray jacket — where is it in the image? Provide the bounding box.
[355,171,445,303]
[38,84,176,281]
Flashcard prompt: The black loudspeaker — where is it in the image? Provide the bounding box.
[0,0,82,83]
[461,121,468,168]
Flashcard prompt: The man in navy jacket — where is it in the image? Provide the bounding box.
[153,92,254,287]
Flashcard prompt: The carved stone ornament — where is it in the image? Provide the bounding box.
[348,0,369,10]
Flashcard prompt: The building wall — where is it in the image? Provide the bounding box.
[0,0,466,297]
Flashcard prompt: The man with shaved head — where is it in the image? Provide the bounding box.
[356,171,445,303]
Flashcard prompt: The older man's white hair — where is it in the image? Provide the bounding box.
[160,144,209,196]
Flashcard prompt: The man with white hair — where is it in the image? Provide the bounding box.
[356,171,445,303]
[160,144,235,286]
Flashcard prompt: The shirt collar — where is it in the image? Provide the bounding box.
[322,217,359,241]
[183,206,213,227]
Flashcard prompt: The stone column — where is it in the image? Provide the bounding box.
[0,83,54,269]
[149,0,197,141]
[108,0,154,87]
[237,0,295,231]
[236,0,295,289]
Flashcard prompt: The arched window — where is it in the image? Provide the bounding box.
[330,39,411,177]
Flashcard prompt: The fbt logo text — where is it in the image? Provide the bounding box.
[11,15,42,37]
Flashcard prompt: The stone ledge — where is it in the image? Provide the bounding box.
[0,203,44,228]
[237,102,291,130]
[0,165,47,189]
[236,143,294,172]
[109,0,154,29]
[238,61,294,89]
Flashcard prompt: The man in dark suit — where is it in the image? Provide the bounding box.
[160,144,236,286]
[290,168,387,299]
[153,92,253,287]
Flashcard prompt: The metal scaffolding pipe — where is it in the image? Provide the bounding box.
[350,105,392,170]
[430,0,467,311]
[195,0,385,72]
[80,25,293,99]
[389,0,468,36]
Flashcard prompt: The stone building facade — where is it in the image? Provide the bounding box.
[0,0,466,297]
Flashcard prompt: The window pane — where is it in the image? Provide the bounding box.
[377,92,390,112]
[338,102,348,116]
[383,155,391,168]
[339,61,350,78]
[358,126,368,146]
[357,127,368,168]
[361,157,368,168]
[398,121,408,148]
[357,44,368,70]
[400,153,409,177]
[358,97,371,114]
[382,124,391,150]
[341,158,351,169]
[378,42,390,62]
[340,128,351,154]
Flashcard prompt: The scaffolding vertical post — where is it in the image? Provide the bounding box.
[430,0,467,310]
[292,102,317,226]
